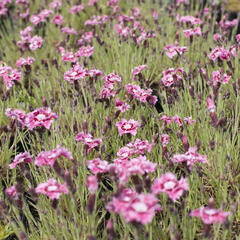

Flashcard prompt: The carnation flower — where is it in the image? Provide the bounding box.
[190,206,230,224]
[171,147,208,170]
[29,36,43,51]
[16,57,35,67]
[52,14,64,26]
[127,138,154,155]
[35,145,72,167]
[35,179,68,200]
[9,152,33,169]
[161,134,169,146]
[75,132,102,153]
[25,107,57,130]
[75,45,94,58]
[132,65,147,81]
[164,44,187,59]
[64,64,88,83]
[152,172,189,202]
[115,99,130,113]
[116,119,140,136]
[5,108,27,126]
[107,189,161,225]
[87,158,110,175]
[183,27,202,38]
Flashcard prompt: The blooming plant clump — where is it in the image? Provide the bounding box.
[0,0,239,239]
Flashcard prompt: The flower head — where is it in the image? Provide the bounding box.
[25,107,57,130]
[9,152,33,169]
[116,119,140,136]
[87,158,110,175]
[75,132,102,153]
[171,147,207,170]
[35,179,68,200]
[35,145,72,167]
[152,172,189,202]
[190,206,230,224]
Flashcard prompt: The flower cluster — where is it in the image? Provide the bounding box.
[164,44,187,59]
[75,132,102,153]
[35,146,73,167]
[107,189,161,225]
[171,147,208,170]
[125,84,157,104]
[6,107,57,130]
[100,72,122,99]
[0,65,22,90]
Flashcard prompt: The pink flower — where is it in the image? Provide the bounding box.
[100,85,116,99]
[30,14,45,25]
[0,66,22,90]
[116,119,140,136]
[35,145,72,167]
[125,84,157,104]
[78,32,93,45]
[161,134,169,146]
[164,44,187,59]
[132,65,147,80]
[183,27,202,38]
[39,9,53,18]
[85,15,108,26]
[102,72,122,84]
[208,46,231,61]
[87,158,110,175]
[75,45,94,58]
[16,57,35,67]
[106,188,137,214]
[29,36,43,51]
[107,189,161,225]
[75,132,102,153]
[5,185,19,199]
[49,0,62,9]
[152,10,158,20]
[117,146,136,160]
[9,152,33,169]
[159,115,172,125]
[52,14,64,26]
[89,69,102,77]
[190,206,230,224]
[115,99,130,113]
[61,27,78,35]
[127,139,154,155]
[5,108,27,126]
[213,33,221,42]
[86,175,98,193]
[88,0,98,6]
[212,70,231,85]
[127,155,157,175]
[152,172,189,202]
[115,24,131,37]
[107,0,119,6]
[25,107,58,130]
[35,178,68,200]
[236,34,240,43]
[64,64,88,83]
[16,0,29,5]
[183,116,196,125]
[62,52,77,63]
[69,4,85,14]
[171,147,208,170]
[207,96,216,112]
[173,115,183,126]
[176,15,202,25]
